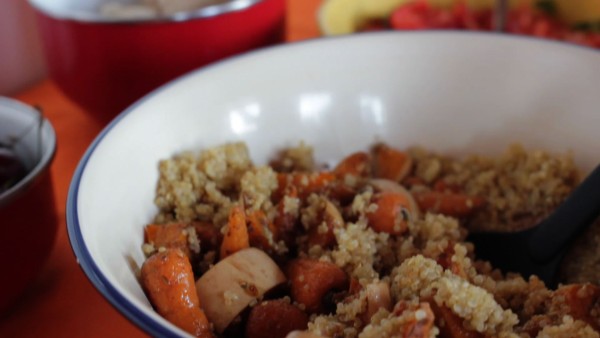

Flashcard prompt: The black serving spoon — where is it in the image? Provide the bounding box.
[467,164,600,288]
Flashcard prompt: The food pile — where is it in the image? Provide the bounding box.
[139,142,600,337]
[319,0,600,48]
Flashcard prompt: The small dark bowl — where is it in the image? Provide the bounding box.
[0,97,58,314]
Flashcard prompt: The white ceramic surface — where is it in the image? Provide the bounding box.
[67,31,600,337]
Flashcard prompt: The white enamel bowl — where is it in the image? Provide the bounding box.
[66,32,600,337]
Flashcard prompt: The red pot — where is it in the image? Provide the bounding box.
[28,0,286,121]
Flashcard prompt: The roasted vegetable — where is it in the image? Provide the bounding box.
[196,248,286,333]
[140,249,212,337]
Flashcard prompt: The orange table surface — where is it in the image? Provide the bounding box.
[0,0,321,336]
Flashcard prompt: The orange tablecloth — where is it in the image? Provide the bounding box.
[0,0,321,336]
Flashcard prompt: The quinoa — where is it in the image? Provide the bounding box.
[154,142,251,226]
[240,166,278,213]
[410,213,463,243]
[391,255,444,301]
[433,272,518,334]
[142,142,599,338]
[536,316,599,338]
[560,218,600,285]
[359,301,439,338]
[186,225,200,254]
[329,219,389,284]
[270,141,316,172]
[409,143,579,233]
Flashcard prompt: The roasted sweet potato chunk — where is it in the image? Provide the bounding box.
[246,299,309,338]
[287,258,348,314]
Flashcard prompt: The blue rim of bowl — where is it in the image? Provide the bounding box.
[65,89,185,336]
[66,30,599,337]
[28,0,267,24]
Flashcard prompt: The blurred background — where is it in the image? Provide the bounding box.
[2,0,599,103]
[0,0,46,95]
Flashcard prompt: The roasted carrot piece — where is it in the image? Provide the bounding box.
[363,282,392,324]
[307,198,344,249]
[220,205,249,259]
[245,299,309,338]
[432,179,463,194]
[412,191,485,218]
[429,302,483,338]
[402,176,426,189]
[372,144,413,182]
[287,258,348,314]
[393,301,436,338]
[145,222,221,257]
[333,152,371,178]
[348,277,363,295]
[273,186,300,249]
[552,284,600,331]
[247,210,276,253]
[302,172,336,196]
[365,191,414,235]
[326,181,358,205]
[273,174,289,202]
[435,242,468,279]
[191,221,222,253]
[521,284,600,336]
[141,249,213,337]
[275,172,336,201]
[145,223,191,256]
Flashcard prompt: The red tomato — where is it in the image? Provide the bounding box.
[390,1,431,30]
[395,1,466,29]
[506,8,561,38]
[456,4,493,30]
[387,1,599,49]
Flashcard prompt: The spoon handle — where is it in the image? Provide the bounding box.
[529,164,600,262]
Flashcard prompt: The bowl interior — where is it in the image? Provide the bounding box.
[69,32,600,337]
